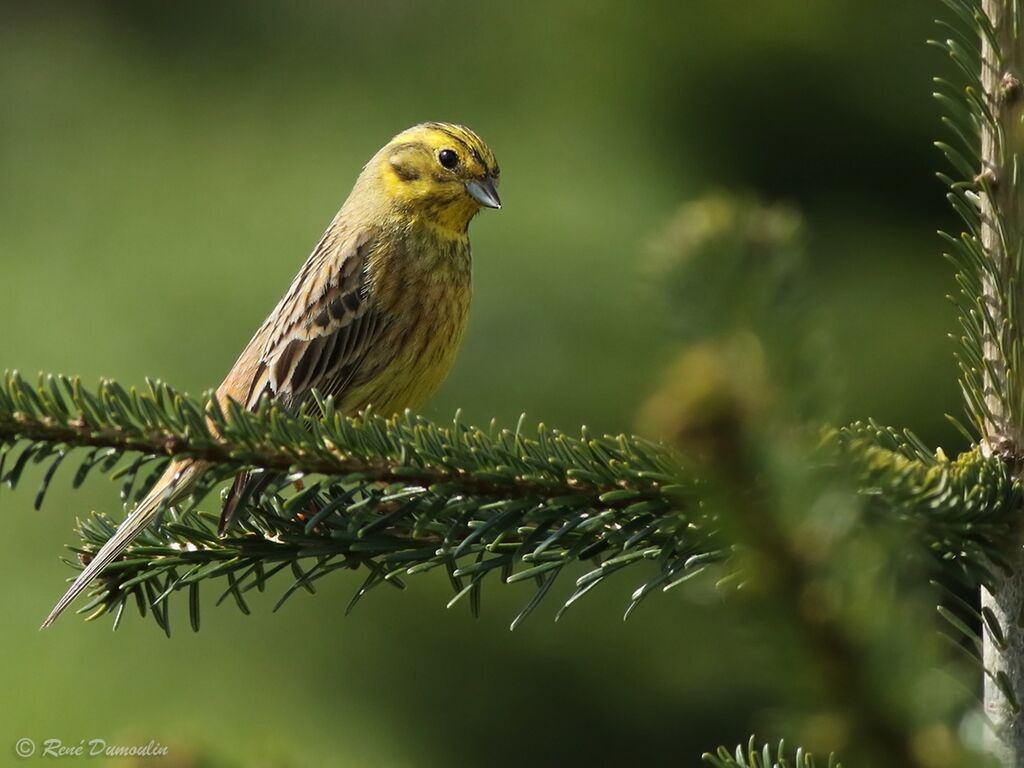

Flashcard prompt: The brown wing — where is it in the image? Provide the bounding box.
[217,225,387,532]
[237,227,385,411]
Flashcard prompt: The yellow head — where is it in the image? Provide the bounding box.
[374,122,501,234]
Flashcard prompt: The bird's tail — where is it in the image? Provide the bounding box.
[218,470,275,536]
[41,459,206,628]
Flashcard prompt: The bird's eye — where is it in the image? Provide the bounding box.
[438,149,460,170]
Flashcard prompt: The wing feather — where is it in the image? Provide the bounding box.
[218,225,387,531]
[238,227,384,411]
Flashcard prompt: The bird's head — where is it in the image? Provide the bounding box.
[374,122,501,234]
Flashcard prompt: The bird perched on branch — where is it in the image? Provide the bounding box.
[43,122,501,627]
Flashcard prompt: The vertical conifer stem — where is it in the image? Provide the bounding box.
[980,1,1024,763]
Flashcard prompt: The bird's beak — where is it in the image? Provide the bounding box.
[465,176,502,209]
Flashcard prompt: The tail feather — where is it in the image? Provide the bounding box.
[218,470,275,536]
[41,460,204,628]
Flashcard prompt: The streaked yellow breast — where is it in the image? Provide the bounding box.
[338,222,473,415]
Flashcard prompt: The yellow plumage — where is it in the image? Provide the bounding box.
[43,122,500,626]
[222,122,497,416]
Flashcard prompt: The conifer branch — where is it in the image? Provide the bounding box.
[0,371,724,631]
[839,422,1021,590]
[0,364,1012,649]
[0,371,677,507]
[703,738,839,768]
[934,0,1024,759]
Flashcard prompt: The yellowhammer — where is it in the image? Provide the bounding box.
[43,122,500,626]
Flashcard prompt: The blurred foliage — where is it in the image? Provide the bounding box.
[639,194,823,453]
[639,193,997,767]
[649,194,804,344]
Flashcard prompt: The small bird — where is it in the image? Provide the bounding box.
[42,122,500,627]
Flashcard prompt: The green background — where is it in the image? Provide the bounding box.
[0,1,963,766]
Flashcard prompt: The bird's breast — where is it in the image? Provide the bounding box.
[340,231,473,414]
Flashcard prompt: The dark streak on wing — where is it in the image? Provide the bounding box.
[280,307,384,404]
[220,228,384,533]
[253,228,381,411]
[316,310,388,405]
